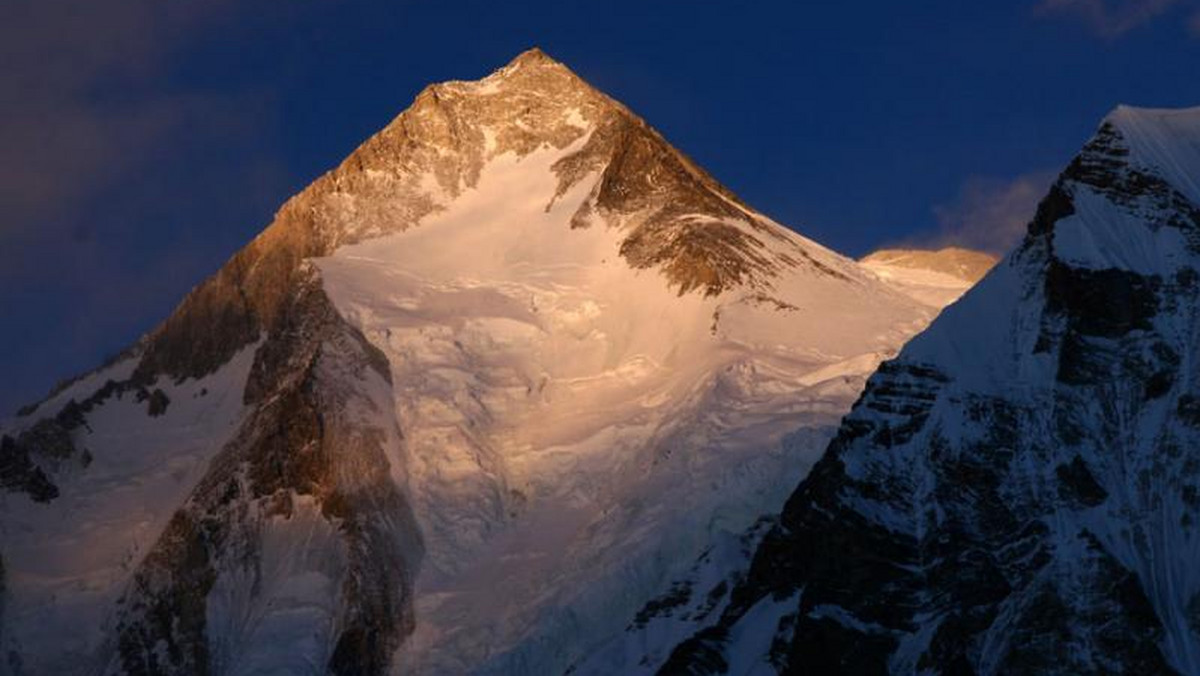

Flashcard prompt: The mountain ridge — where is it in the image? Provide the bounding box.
[859,246,997,308]
[650,104,1200,674]
[860,246,997,283]
[65,47,864,394]
[2,49,975,676]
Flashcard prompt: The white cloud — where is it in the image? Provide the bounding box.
[929,171,1058,255]
[1035,0,1184,37]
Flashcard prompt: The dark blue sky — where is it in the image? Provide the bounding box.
[2,0,1199,413]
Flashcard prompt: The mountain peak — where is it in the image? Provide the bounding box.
[1023,101,1200,277]
[124,48,852,384]
[507,46,560,68]
[859,246,996,307]
[314,49,862,300]
[0,49,967,676]
[1102,103,1200,206]
[457,46,590,99]
[656,103,1200,676]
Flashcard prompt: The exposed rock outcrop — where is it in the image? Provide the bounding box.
[659,107,1200,674]
[110,271,421,676]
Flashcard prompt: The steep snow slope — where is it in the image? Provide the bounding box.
[315,121,935,673]
[2,49,957,676]
[656,106,1200,675]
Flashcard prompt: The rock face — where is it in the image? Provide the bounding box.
[655,106,1200,675]
[112,275,422,676]
[1,49,963,675]
[129,47,820,390]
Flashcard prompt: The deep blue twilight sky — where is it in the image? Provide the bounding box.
[2,0,1199,413]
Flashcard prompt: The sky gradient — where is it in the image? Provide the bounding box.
[2,0,1199,413]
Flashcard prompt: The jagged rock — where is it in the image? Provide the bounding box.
[145,389,170,417]
[110,275,421,676]
[657,106,1200,674]
[0,435,58,503]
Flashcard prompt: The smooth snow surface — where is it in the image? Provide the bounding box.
[316,139,946,674]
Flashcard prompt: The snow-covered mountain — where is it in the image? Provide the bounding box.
[862,247,997,284]
[860,247,997,307]
[649,106,1200,674]
[0,49,961,675]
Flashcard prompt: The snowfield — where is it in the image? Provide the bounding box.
[316,135,950,674]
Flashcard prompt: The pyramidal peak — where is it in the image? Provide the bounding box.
[0,49,955,676]
[426,46,595,103]
[510,45,559,65]
[489,46,572,77]
[124,47,884,385]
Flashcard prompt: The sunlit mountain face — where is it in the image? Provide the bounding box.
[15,47,1195,676]
[0,50,979,675]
